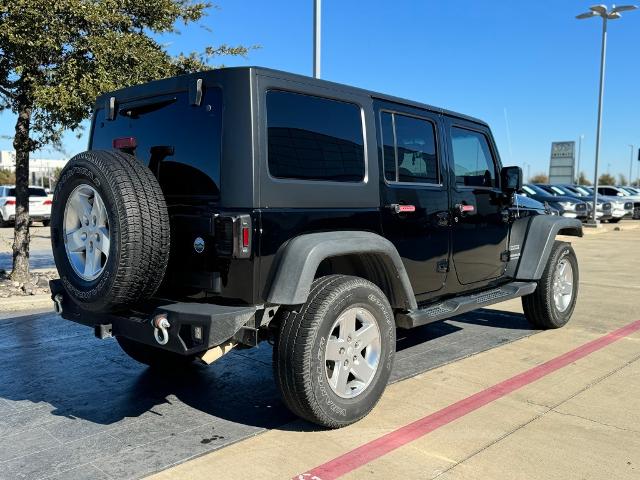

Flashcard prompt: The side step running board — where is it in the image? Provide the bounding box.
[396,281,537,329]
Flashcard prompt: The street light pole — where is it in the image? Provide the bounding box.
[576,134,584,184]
[628,144,634,185]
[576,4,638,225]
[591,13,607,224]
[313,0,321,79]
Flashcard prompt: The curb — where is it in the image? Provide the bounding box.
[580,221,639,235]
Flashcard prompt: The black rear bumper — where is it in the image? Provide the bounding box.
[50,280,258,355]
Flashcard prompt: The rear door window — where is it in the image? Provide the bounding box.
[91,89,222,198]
[380,111,439,184]
[266,91,365,182]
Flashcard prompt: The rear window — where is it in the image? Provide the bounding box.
[6,188,47,197]
[90,89,222,198]
[266,90,365,182]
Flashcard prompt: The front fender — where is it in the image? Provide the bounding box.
[515,215,582,280]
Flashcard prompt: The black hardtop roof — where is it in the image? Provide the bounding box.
[95,66,488,127]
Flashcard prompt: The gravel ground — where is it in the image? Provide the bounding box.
[0,269,58,297]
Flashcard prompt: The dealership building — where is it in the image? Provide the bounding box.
[0,150,68,186]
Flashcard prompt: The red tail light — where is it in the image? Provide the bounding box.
[43,199,52,205]
[5,200,15,206]
[112,136,137,150]
[242,226,250,248]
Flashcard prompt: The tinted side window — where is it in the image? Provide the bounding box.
[267,91,365,182]
[380,112,438,184]
[451,127,497,188]
[380,112,396,181]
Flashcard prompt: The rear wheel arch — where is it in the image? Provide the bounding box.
[265,231,417,311]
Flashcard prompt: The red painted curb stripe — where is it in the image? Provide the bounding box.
[296,319,640,480]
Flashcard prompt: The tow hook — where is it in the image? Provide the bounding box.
[53,294,63,315]
[152,314,170,345]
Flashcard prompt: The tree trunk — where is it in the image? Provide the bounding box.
[11,100,32,283]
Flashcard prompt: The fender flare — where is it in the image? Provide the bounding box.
[515,215,583,280]
[265,231,417,310]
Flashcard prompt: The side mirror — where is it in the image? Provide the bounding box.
[501,166,523,193]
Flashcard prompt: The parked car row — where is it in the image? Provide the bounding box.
[519,183,639,223]
[0,185,52,227]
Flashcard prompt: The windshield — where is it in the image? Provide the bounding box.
[550,186,566,195]
[579,186,593,195]
[523,184,549,196]
[563,185,584,196]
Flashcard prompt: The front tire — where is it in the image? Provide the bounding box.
[522,241,578,329]
[116,336,196,369]
[273,275,396,428]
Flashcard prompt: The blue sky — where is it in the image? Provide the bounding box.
[1,0,639,181]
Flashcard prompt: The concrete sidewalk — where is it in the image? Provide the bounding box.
[150,227,640,479]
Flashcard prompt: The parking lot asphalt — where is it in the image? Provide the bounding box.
[152,225,640,480]
[0,299,536,479]
[0,223,638,480]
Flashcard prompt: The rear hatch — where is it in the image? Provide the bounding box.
[89,83,225,297]
[90,88,222,203]
[6,187,50,215]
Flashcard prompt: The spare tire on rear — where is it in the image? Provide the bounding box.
[51,150,170,312]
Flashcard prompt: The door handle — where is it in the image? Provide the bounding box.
[387,204,416,214]
[455,203,475,215]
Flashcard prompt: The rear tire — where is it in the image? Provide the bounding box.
[0,213,8,228]
[609,217,622,223]
[522,241,578,329]
[116,336,196,369]
[273,275,396,428]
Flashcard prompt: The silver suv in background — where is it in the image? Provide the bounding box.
[538,184,612,222]
[0,186,52,227]
[584,186,635,222]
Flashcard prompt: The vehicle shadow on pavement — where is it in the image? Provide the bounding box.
[396,307,534,352]
[0,308,535,438]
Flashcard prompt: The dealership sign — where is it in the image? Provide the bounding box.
[549,141,575,184]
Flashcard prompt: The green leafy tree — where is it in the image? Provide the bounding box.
[51,166,63,188]
[598,173,616,186]
[576,171,592,186]
[0,0,254,281]
[0,168,15,185]
[618,173,628,186]
[529,173,548,184]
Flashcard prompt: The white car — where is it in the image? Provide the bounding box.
[0,185,52,227]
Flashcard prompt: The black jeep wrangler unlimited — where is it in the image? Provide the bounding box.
[49,67,582,428]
